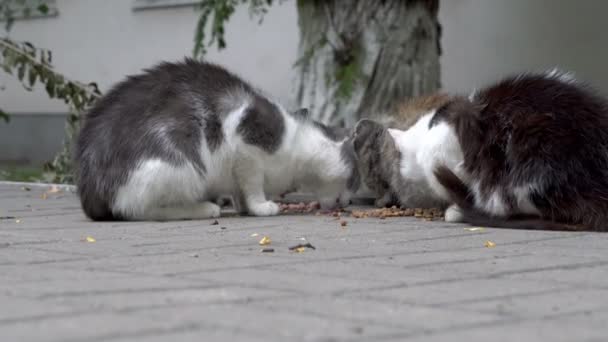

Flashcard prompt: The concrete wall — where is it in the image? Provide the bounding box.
[440,0,608,95]
[3,0,608,164]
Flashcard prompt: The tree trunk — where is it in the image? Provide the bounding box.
[292,0,441,127]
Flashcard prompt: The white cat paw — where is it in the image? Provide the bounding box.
[198,201,221,218]
[444,204,464,222]
[248,201,280,216]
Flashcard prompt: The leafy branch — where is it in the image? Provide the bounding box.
[0,36,101,182]
[193,0,280,58]
[1,0,50,32]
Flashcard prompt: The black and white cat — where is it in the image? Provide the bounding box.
[384,70,608,231]
[75,59,359,221]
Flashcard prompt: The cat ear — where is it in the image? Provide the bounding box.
[292,108,310,120]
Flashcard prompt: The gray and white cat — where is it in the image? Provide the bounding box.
[353,93,451,208]
[75,59,359,221]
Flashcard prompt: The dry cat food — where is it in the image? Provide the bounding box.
[351,206,444,220]
[279,201,320,214]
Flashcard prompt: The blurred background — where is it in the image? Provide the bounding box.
[1,0,608,181]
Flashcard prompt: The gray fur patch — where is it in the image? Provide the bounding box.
[237,97,285,153]
[313,121,349,142]
[353,119,395,202]
[340,138,361,192]
[203,114,224,152]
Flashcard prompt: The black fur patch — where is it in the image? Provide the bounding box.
[434,72,608,231]
[237,97,285,153]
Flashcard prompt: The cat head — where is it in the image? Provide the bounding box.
[352,119,395,197]
[295,113,360,209]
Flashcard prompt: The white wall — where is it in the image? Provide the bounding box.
[0,0,299,114]
[440,0,608,95]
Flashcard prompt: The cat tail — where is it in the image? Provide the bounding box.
[78,188,121,221]
[433,165,588,231]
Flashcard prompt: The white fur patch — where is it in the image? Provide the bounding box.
[113,159,206,219]
[390,111,466,203]
[512,184,542,215]
[444,204,464,222]
[546,68,576,84]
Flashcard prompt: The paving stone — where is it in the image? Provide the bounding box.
[1,182,606,341]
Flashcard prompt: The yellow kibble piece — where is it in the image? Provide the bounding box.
[258,236,271,246]
[484,240,496,248]
[85,236,96,243]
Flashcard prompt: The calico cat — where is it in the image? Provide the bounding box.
[353,93,451,208]
[74,59,359,221]
[390,70,608,231]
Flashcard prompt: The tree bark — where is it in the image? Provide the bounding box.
[292,0,441,127]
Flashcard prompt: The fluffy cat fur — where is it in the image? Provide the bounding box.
[353,93,452,208]
[75,59,359,221]
[390,70,608,231]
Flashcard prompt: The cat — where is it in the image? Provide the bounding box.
[389,70,608,231]
[353,93,452,208]
[74,59,359,221]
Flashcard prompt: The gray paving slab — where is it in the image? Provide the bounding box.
[0,182,607,342]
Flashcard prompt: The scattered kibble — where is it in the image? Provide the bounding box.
[288,243,316,252]
[85,236,96,243]
[47,185,61,194]
[259,236,272,246]
[484,240,496,248]
[251,233,259,237]
[465,227,485,232]
[340,220,348,227]
[15,219,21,224]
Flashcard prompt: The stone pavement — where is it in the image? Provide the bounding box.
[0,182,607,342]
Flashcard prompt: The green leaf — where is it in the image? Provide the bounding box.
[17,62,25,80]
[37,4,49,15]
[28,66,37,86]
[45,77,55,97]
[0,108,10,123]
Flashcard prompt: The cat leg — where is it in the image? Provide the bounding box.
[233,156,279,216]
[375,191,394,208]
[133,201,221,221]
[444,204,464,222]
